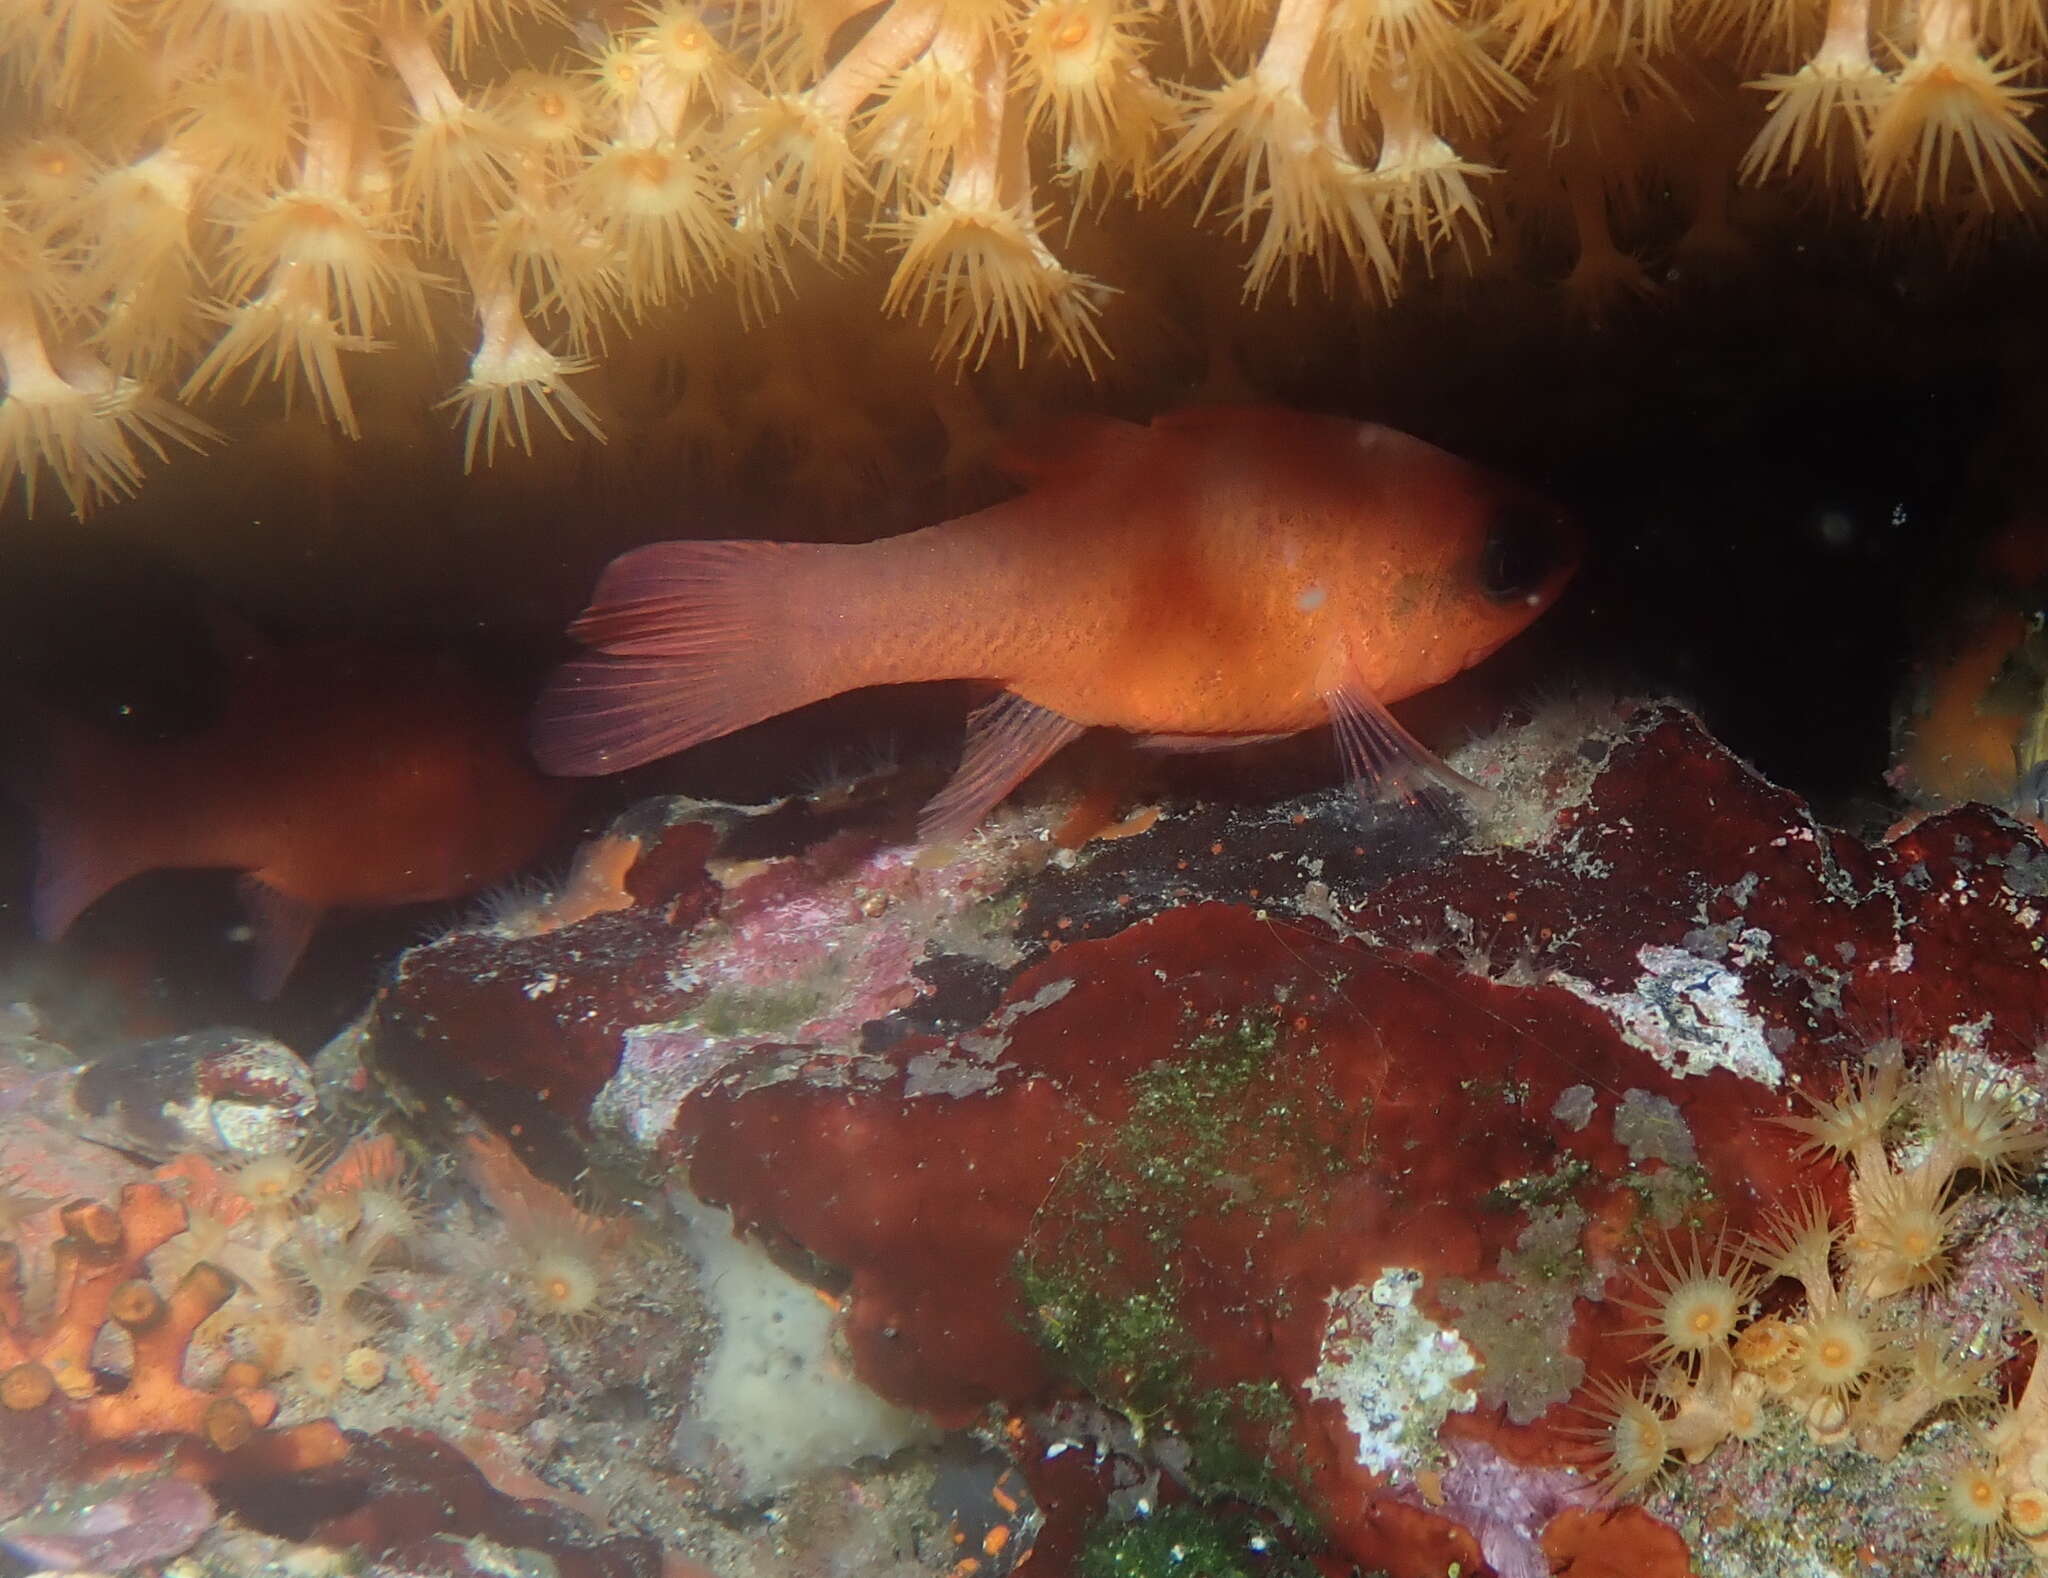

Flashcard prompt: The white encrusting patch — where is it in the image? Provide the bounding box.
[675,1194,935,1493]
[1307,1267,1478,1476]
[1297,583,1328,611]
[1556,943,1783,1083]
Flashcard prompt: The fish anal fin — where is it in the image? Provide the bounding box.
[1135,730,1299,753]
[919,692,1085,843]
[1323,656,1490,819]
[237,875,324,1000]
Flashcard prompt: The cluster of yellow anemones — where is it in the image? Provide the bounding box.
[158,1136,418,1400]
[1583,1049,2048,1566]
[2,0,2044,515]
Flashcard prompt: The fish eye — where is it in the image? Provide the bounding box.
[1479,497,1572,604]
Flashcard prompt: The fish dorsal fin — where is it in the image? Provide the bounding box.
[237,875,324,1000]
[1322,649,1490,819]
[1151,405,1434,467]
[1147,403,1264,436]
[1147,403,1334,446]
[993,414,1152,485]
[919,691,1085,843]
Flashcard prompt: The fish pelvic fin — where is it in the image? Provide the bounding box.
[1323,652,1492,821]
[237,875,324,1000]
[531,541,825,777]
[919,691,1085,843]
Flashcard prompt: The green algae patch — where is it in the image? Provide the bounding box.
[1080,1012,1351,1231]
[1014,1010,1354,1521]
[1014,1264,1189,1424]
[1077,1504,1320,1578]
[1177,1382,1303,1513]
[1621,1160,1715,1228]
[1477,1155,1596,1215]
[1440,1205,1597,1424]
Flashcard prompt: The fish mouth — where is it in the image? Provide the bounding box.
[1477,485,1583,607]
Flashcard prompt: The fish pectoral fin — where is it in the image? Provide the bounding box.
[920,692,1085,843]
[236,875,324,1001]
[1323,664,1490,819]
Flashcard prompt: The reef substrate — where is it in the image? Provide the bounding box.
[370,699,2048,1577]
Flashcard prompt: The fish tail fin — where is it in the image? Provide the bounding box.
[531,541,832,777]
[23,716,154,941]
[31,806,101,941]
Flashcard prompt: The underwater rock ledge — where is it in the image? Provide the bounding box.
[370,698,2048,1577]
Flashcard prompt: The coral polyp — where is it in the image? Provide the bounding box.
[1622,1234,1759,1371]
[1573,1376,1675,1500]
[4,0,2046,513]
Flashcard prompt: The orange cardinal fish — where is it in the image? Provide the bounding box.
[22,638,568,998]
[532,405,1581,835]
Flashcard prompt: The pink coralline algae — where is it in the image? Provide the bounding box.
[374,800,1036,1147]
[368,700,2048,1576]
